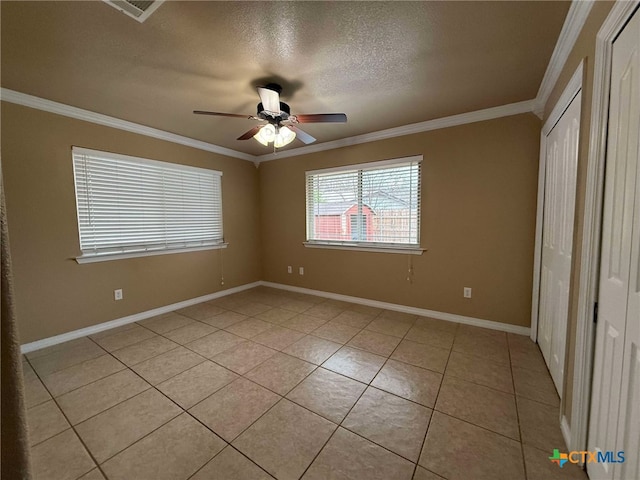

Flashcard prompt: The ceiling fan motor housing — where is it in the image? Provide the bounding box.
[257,101,291,123]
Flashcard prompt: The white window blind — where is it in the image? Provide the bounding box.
[72,147,223,260]
[306,156,421,249]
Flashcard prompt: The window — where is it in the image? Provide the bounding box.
[305,156,422,252]
[72,147,224,263]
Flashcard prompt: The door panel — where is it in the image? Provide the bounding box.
[588,8,640,479]
[538,91,581,396]
[614,13,640,475]
[539,265,553,362]
[618,345,640,479]
[591,321,624,479]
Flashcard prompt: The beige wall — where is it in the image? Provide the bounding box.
[541,1,615,426]
[2,102,261,343]
[259,113,541,327]
[2,104,541,344]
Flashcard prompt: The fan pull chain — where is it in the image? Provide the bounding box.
[220,248,225,286]
[407,255,414,284]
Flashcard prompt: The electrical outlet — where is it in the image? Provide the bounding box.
[287,266,292,274]
[114,288,123,301]
[299,267,304,275]
[463,287,472,298]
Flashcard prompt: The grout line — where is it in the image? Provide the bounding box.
[23,288,553,480]
[221,305,393,475]
[23,403,70,450]
[92,345,233,472]
[283,369,366,421]
[185,444,276,480]
[78,389,182,467]
[180,378,325,478]
[442,371,515,397]
[203,383,284,443]
[38,314,277,392]
[113,343,183,369]
[300,312,430,477]
[507,334,529,480]
[335,316,420,468]
[28,349,109,378]
[22,290,331,478]
[288,332,531,447]
[430,409,525,445]
[235,297,525,467]
[131,356,209,390]
[296,414,350,477]
[411,324,456,478]
[515,393,562,410]
[38,327,244,473]
[41,365,132,406]
[24,356,111,480]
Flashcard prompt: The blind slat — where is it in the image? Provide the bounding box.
[73,147,224,256]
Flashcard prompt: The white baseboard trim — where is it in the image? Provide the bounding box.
[260,281,531,336]
[20,281,261,354]
[561,415,572,451]
[21,279,531,354]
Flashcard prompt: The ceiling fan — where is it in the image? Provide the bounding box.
[194,83,347,149]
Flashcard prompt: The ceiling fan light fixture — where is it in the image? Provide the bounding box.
[253,124,296,148]
[254,123,276,146]
[274,126,296,148]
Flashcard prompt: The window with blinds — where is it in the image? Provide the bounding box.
[72,147,224,261]
[306,156,421,250]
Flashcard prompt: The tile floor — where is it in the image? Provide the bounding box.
[22,287,588,480]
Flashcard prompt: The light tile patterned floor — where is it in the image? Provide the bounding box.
[22,287,588,480]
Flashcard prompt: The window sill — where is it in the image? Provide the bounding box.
[303,242,425,255]
[75,243,228,264]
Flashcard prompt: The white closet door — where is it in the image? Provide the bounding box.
[538,91,581,396]
[588,8,640,480]
[612,8,640,479]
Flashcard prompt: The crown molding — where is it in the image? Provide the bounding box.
[257,99,536,163]
[0,88,255,162]
[533,0,595,117]
[2,88,537,164]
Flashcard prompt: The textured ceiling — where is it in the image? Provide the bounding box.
[1,1,570,156]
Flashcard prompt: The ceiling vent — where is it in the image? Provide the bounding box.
[103,0,164,23]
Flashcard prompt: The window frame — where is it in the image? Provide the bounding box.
[72,146,226,264]
[304,156,424,255]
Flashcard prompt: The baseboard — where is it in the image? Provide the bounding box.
[20,281,261,354]
[21,278,531,354]
[260,281,531,336]
[560,415,572,451]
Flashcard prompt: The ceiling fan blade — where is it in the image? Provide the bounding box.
[193,110,254,119]
[293,113,347,123]
[237,125,263,140]
[291,126,316,145]
[257,86,281,114]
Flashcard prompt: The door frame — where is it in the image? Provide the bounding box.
[569,0,640,453]
[530,60,584,344]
